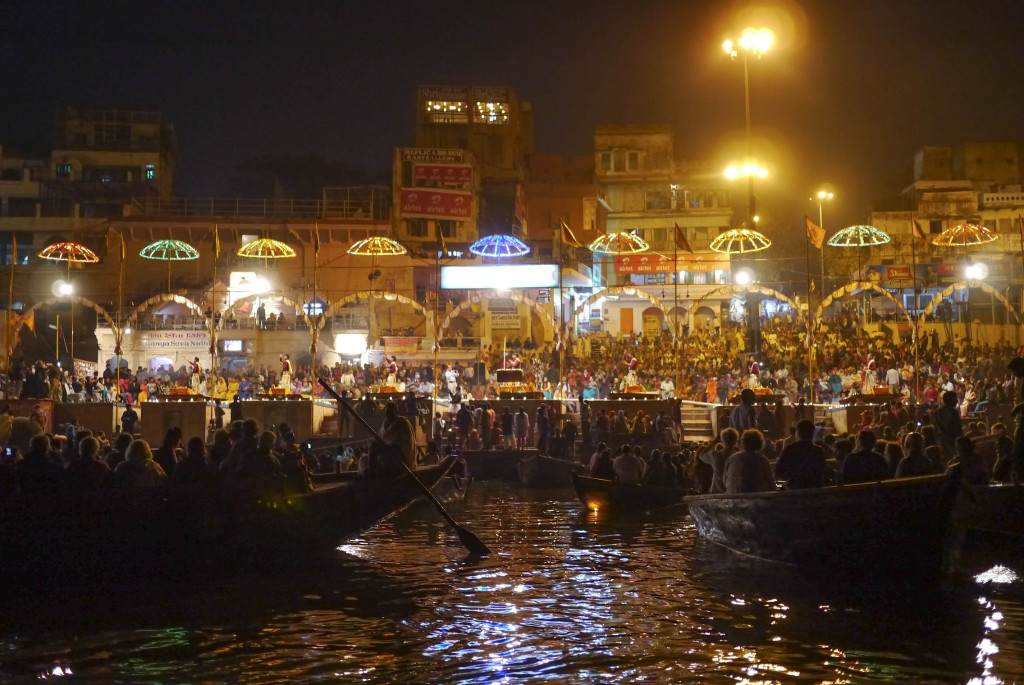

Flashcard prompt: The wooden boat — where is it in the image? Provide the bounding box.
[461,449,526,481]
[0,457,455,579]
[685,475,957,577]
[571,472,689,514]
[517,453,581,487]
[953,482,1024,539]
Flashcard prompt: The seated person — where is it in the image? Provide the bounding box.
[723,429,776,494]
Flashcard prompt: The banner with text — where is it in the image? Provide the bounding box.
[615,254,731,274]
[490,312,522,330]
[400,188,473,220]
[139,331,210,350]
[413,163,473,185]
[383,337,422,356]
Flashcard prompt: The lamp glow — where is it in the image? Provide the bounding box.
[965,263,989,281]
[734,269,753,286]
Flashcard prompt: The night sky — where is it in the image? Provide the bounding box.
[2,0,1023,242]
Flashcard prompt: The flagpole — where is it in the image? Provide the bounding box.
[6,235,15,371]
[312,222,319,380]
[557,221,564,392]
[805,224,815,404]
[1017,215,1024,347]
[116,232,124,407]
[673,223,680,398]
[911,222,920,404]
[211,224,219,397]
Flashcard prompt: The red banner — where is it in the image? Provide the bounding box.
[383,337,421,355]
[413,163,473,185]
[400,188,473,220]
[614,254,731,274]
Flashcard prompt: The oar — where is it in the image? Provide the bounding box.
[318,378,490,557]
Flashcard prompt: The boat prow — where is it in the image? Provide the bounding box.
[572,472,689,514]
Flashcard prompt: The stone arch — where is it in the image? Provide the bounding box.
[221,294,311,331]
[321,291,432,339]
[569,286,671,337]
[693,284,803,319]
[126,293,205,329]
[439,291,553,342]
[8,296,117,358]
[814,280,912,324]
[921,280,1019,323]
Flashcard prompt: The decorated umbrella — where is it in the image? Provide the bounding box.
[588,231,650,255]
[237,237,297,259]
[347,236,408,256]
[140,238,200,292]
[931,221,998,247]
[709,226,771,254]
[826,224,892,248]
[468,234,530,258]
[38,241,100,366]
[348,236,408,366]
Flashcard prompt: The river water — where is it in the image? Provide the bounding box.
[2,482,1023,683]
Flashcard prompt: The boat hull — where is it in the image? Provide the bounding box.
[954,483,1024,538]
[518,454,581,487]
[685,475,955,577]
[1,458,455,579]
[572,473,688,514]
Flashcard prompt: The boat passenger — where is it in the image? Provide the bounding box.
[840,430,889,484]
[931,391,963,462]
[173,437,215,487]
[153,428,183,479]
[894,432,931,479]
[700,427,738,494]
[114,440,168,488]
[882,442,904,479]
[64,436,111,493]
[590,448,615,480]
[231,431,283,491]
[613,444,643,485]
[380,401,415,469]
[945,436,990,486]
[723,429,776,494]
[18,434,61,496]
[642,449,669,486]
[774,419,831,489]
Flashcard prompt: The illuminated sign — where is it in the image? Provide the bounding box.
[401,148,466,163]
[441,264,559,289]
[222,339,243,353]
[413,163,473,185]
[614,254,731,274]
[400,188,472,220]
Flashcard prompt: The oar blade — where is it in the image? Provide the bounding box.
[456,524,491,557]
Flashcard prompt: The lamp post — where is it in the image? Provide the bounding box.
[811,189,834,300]
[723,28,773,226]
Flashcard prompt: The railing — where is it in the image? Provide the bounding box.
[981,192,1024,208]
[131,190,390,221]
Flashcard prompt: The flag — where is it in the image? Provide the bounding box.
[810,279,816,292]
[119,231,125,261]
[438,226,449,256]
[214,225,220,258]
[911,216,925,240]
[313,223,321,256]
[674,222,693,253]
[11,233,16,267]
[805,216,826,249]
[23,309,34,333]
[560,220,583,248]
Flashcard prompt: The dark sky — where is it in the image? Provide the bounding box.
[2,0,1023,239]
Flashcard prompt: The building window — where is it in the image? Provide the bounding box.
[408,219,428,237]
[644,274,666,285]
[929,220,942,234]
[56,164,72,179]
[645,190,671,210]
[613,150,626,173]
[439,220,455,238]
[415,285,427,304]
[145,164,155,180]
[627,151,639,171]
[600,152,611,172]
[424,100,468,124]
[473,101,509,124]
[652,228,666,243]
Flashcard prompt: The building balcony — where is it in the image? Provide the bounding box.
[980,192,1024,209]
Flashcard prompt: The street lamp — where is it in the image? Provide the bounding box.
[723,27,773,224]
[965,263,989,281]
[810,188,834,296]
[734,268,753,286]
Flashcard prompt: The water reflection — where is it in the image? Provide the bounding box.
[1,481,1023,683]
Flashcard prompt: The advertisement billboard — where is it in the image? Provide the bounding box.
[441,264,559,289]
[400,188,473,220]
[614,254,731,274]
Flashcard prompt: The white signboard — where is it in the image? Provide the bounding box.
[139,331,210,350]
[491,313,521,330]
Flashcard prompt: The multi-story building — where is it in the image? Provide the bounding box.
[865,143,1024,337]
[590,125,736,337]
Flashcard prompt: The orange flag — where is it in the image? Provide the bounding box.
[911,216,925,240]
[560,220,583,248]
[22,309,35,333]
[674,223,693,253]
[805,216,825,249]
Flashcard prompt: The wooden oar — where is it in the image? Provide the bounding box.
[318,378,490,557]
